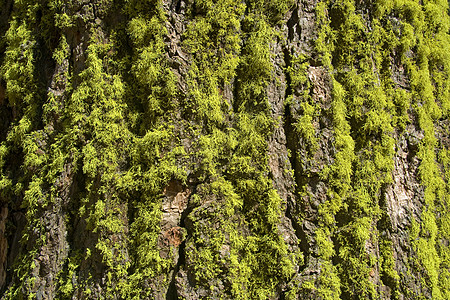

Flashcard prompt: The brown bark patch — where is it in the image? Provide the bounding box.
[161,226,184,247]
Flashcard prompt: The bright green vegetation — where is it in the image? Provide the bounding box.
[0,0,449,299]
[180,0,298,297]
[300,0,450,298]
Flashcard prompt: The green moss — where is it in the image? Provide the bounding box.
[380,240,400,298]
[1,0,449,298]
[310,0,442,298]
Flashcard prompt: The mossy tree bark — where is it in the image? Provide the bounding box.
[0,0,449,299]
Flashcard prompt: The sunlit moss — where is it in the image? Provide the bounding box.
[0,0,449,298]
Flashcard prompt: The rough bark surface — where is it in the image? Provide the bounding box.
[0,0,449,299]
